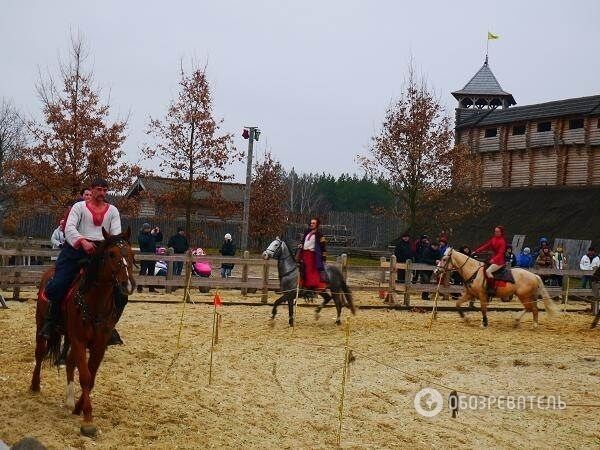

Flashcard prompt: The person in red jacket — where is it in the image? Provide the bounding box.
[473,225,507,296]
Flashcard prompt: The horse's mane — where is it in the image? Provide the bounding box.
[81,234,128,293]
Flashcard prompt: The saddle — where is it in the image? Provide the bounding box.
[483,264,515,289]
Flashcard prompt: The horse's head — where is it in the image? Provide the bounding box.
[101,227,136,295]
[434,246,454,276]
[263,237,283,260]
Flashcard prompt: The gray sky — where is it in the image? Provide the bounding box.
[2,0,599,182]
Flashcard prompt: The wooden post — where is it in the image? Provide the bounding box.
[403,259,412,307]
[379,256,386,300]
[241,250,249,296]
[12,243,22,301]
[341,253,348,282]
[261,262,269,303]
[12,270,20,301]
[166,248,175,294]
[591,279,599,315]
[388,255,396,304]
[562,274,569,305]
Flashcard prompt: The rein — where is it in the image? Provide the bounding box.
[76,238,130,328]
[276,240,298,278]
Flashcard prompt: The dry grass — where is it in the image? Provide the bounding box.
[0,292,599,449]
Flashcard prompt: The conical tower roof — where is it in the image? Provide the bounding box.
[452,57,516,107]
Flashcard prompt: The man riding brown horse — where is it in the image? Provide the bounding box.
[39,178,129,342]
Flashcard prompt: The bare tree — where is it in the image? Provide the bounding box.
[285,171,328,215]
[0,99,25,189]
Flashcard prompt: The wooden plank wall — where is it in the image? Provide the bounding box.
[466,115,600,188]
[532,149,557,186]
[510,151,529,187]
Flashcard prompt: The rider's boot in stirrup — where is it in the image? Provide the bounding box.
[39,298,59,340]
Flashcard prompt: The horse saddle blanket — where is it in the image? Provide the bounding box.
[491,266,515,284]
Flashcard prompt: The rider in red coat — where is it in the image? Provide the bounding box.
[474,225,507,295]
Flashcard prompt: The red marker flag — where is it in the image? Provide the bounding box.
[213,293,222,307]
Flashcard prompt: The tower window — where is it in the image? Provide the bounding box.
[512,125,526,135]
[484,128,497,138]
[568,118,584,129]
[537,122,551,132]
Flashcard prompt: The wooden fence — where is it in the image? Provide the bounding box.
[0,247,597,314]
[9,210,401,250]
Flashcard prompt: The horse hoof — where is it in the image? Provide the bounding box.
[288,319,294,327]
[335,319,341,326]
[532,322,539,330]
[80,423,97,437]
[30,384,40,393]
[513,320,521,329]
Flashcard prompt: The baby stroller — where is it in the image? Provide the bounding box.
[191,248,212,293]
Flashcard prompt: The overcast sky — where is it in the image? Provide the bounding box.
[2,1,599,182]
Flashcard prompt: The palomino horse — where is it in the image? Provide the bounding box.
[263,237,355,326]
[30,228,136,436]
[435,247,559,328]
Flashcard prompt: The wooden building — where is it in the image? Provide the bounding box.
[453,58,600,188]
[125,176,244,220]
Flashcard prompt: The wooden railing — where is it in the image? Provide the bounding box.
[0,248,597,314]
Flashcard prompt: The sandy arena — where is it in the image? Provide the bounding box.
[1,291,599,449]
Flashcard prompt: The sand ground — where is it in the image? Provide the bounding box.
[0,291,599,449]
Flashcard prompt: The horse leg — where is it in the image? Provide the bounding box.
[481,297,489,328]
[71,340,97,436]
[30,301,48,392]
[333,293,343,325]
[65,342,76,410]
[271,293,289,320]
[87,341,107,392]
[513,309,527,328]
[316,291,333,321]
[455,293,471,322]
[287,292,298,326]
[30,336,46,392]
[531,301,539,329]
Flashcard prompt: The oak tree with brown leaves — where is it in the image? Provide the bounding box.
[5,34,137,228]
[359,65,486,236]
[144,63,239,235]
[250,152,288,249]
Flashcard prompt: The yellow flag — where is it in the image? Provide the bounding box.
[488,31,499,40]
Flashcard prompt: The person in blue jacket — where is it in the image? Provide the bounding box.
[515,247,534,269]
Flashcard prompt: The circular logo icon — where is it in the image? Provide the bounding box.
[414,388,443,417]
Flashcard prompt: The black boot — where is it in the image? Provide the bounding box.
[39,299,59,340]
[486,285,495,300]
[107,296,127,346]
[107,328,123,346]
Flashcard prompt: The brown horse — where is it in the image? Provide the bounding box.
[436,247,559,328]
[30,228,136,436]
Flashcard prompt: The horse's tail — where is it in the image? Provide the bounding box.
[536,275,560,318]
[45,333,62,367]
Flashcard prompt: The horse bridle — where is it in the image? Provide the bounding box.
[267,238,298,278]
[442,249,484,287]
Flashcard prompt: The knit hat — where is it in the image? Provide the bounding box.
[523,247,531,254]
[224,233,232,240]
[142,223,151,229]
